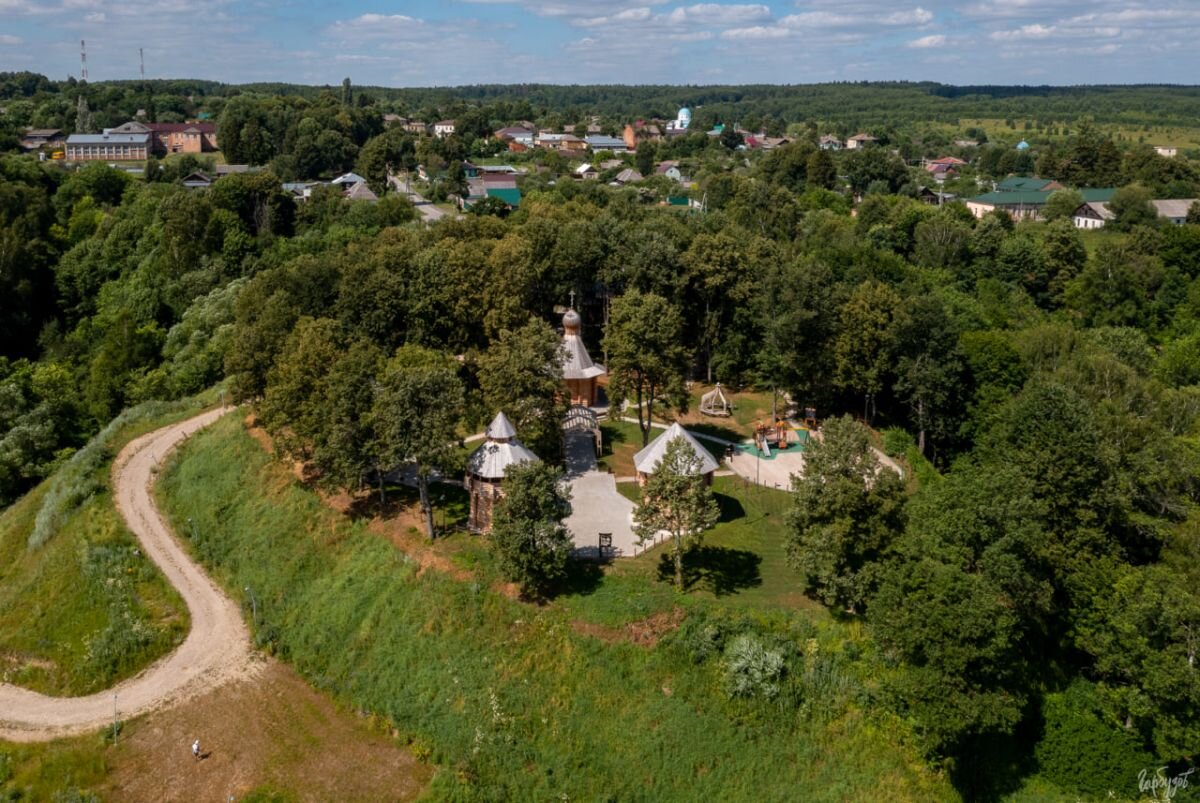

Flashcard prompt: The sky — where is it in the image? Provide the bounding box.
[0,1,1197,87]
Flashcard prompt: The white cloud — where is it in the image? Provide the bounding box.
[990,23,1055,41]
[0,34,22,44]
[907,34,945,48]
[720,25,791,39]
[781,6,932,29]
[666,3,771,25]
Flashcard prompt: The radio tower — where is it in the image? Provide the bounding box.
[80,39,88,81]
[139,48,145,79]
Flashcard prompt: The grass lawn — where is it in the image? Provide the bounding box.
[590,477,815,614]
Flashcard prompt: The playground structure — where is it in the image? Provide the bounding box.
[699,383,732,417]
[753,419,792,457]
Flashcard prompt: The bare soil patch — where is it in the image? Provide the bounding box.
[100,660,433,802]
[571,607,685,648]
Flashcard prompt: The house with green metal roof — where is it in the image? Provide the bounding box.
[967,186,1115,221]
[995,176,1064,193]
[485,187,521,208]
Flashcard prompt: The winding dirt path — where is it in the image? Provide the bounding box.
[0,407,257,743]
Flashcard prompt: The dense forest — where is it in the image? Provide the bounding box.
[2,75,1200,799]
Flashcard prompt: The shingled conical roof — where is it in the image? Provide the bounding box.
[467,412,539,481]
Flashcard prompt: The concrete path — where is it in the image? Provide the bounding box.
[563,431,640,558]
[0,407,258,742]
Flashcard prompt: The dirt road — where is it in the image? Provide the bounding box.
[0,407,257,743]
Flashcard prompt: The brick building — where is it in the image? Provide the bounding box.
[107,121,218,155]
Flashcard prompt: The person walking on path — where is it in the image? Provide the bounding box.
[192,739,201,760]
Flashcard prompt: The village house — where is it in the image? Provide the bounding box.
[611,168,643,186]
[655,161,685,182]
[584,135,629,153]
[969,186,1114,221]
[20,128,64,151]
[1073,201,1113,229]
[404,120,429,135]
[536,132,586,152]
[65,131,150,162]
[1074,198,1198,229]
[434,120,457,138]
[574,163,599,181]
[845,133,878,150]
[1152,199,1198,225]
[819,135,843,151]
[180,171,213,189]
[622,121,664,150]
[1154,146,1178,158]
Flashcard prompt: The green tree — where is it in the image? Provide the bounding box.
[834,280,901,421]
[633,436,720,588]
[1042,189,1084,222]
[870,462,1050,751]
[635,141,655,178]
[1108,185,1158,232]
[805,148,837,190]
[786,415,905,612]
[477,318,567,459]
[1074,563,1200,759]
[373,345,465,538]
[488,461,573,599]
[604,290,690,446]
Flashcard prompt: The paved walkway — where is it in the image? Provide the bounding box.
[563,431,639,559]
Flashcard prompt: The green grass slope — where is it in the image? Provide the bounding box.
[0,473,188,697]
[157,414,957,802]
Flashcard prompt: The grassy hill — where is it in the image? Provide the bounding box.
[0,406,198,697]
[154,412,956,801]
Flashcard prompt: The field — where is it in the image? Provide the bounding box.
[153,413,957,801]
[952,118,1200,151]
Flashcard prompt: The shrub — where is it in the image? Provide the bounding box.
[723,634,786,700]
[881,427,915,459]
[1034,680,1153,799]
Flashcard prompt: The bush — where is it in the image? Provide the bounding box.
[723,634,786,700]
[1034,680,1153,799]
[880,427,915,459]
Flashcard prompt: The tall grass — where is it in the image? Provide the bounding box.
[157,415,955,802]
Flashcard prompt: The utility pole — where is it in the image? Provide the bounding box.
[139,48,145,80]
[80,40,88,81]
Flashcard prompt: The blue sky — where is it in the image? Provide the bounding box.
[0,1,1196,86]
